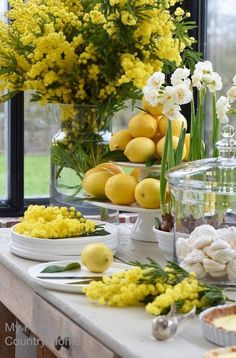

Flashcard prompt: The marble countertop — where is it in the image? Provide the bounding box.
[0,227,235,358]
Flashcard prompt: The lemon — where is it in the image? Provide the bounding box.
[82,170,113,198]
[158,114,187,137]
[128,111,158,138]
[81,243,113,273]
[129,168,141,182]
[183,133,190,161]
[135,178,161,209]
[142,97,164,117]
[156,135,186,159]
[105,173,137,204]
[85,163,123,177]
[124,137,155,163]
[109,129,133,151]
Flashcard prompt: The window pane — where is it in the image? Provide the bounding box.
[24,94,59,198]
[207,0,236,128]
[0,1,8,200]
[0,103,7,199]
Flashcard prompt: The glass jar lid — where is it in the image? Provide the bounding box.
[167,124,236,194]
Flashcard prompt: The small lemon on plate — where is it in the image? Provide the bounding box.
[81,243,113,273]
[109,129,133,151]
[158,114,187,137]
[142,97,164,117]
[105,173,137,205]
[82,171,113,199]
[135,178,161,209]
[124,137,155,163]
[128,111,158,138]
[156,135,186,159]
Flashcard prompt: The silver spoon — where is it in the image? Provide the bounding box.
[152,305,196,341]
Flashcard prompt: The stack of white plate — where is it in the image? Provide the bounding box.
[10,221,119,262]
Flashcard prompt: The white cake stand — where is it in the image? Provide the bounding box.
[89,202,161,243]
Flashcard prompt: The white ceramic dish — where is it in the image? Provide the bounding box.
[10,238,118,255]
[10,245,117,262]
[152,226,189,260]
[199,304,236,347]
[28,260,131,293]
[10,221,119,261]
[11,220,118,246]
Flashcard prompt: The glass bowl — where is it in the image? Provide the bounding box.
[167,125,236,285]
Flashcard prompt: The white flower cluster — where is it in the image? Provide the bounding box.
[192,60,222,92]
[216,75,236,124]
[143,68,192,121]
[142,60,224,122]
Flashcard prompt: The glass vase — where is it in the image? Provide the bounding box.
[50,104,119,223]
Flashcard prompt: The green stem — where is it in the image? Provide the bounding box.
[212,93,219,157]
[160,123,170,214]
[167,120,175,169]
[189,98,196,161]
[195,87,205,160]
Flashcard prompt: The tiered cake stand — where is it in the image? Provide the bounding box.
[89,162,161,242]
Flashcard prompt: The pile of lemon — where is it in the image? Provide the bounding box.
[82,162,162,209]
[109,99,190,162]
[82,100,189,209]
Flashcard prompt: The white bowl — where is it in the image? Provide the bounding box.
[199,304,236,347]
[152,226,174,260]
[10,221,119,261]
[153,226,189,260]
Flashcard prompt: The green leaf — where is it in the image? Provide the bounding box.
[174,125,186,165]
[41,262,81,273]
[145,156,160,167]
[146,172,160,180]
[100,150,129,162]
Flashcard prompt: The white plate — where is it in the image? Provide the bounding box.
[10,245,117,262]
[88,200,161,214]
[10,238,118,255]
[28,260,131,293]
[11,221,118,247]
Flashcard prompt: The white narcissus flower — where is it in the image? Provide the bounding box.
[216,96,230,123]
[147,72,165,89]
[227,86,236,102]
[163,86,176,104]
[195,60,213,74]
[171,67,190,87]
[191,70,202,89]
[163,104,181,121]
[143,87,162,107]
[173,83,192,105]
[233,74,236,85]
[206,72,223,92]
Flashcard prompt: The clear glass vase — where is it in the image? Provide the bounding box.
[50,104,119,223]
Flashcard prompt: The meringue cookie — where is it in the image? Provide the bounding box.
[182,249,207,266]
[188,225,218,247]
[226,258,236,281]
[211,248,236,264]
[203,258,226,278]
[176,238,190,262]
[181,262,206,279]
[209,238,231,250]
[203,246,213,258]
[189,236,213,250]
[218,227,236,250]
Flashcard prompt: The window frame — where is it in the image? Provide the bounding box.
[0,0,206,217]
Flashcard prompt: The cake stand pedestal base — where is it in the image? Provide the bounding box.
[131,212,159,242]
